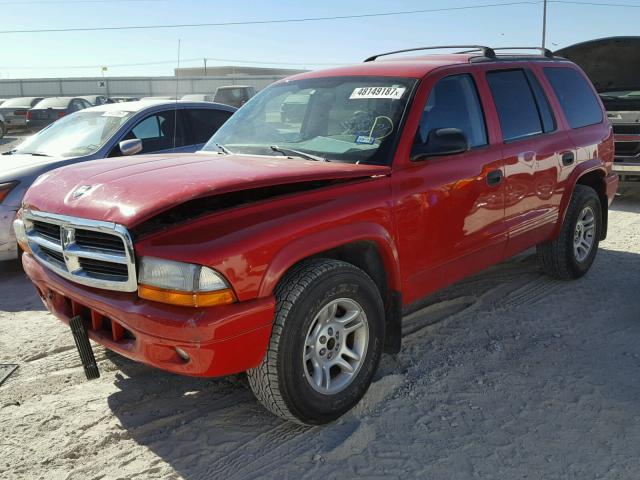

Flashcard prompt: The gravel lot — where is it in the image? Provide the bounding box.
[0,132,29,153]
[1,169,639,478]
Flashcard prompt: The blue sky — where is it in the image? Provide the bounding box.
[1,0,639,78]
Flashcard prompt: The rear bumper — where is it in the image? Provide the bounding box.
[25,121,51,130]
[5,117,27,128]
[22,253,276,377]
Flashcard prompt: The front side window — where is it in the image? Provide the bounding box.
[487,69,544,141]
[544,67,603,129]
[204,76,417,165]
[11,110,134,157]
[417,74,487,148]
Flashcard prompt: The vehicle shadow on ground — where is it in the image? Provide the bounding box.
[102,245,640,480]
[0,259,45,312]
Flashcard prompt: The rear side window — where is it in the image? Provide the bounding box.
[544,67,603,129]
[525,70,555,133]
[418,74,487,148]
[184,108,233,144]
[487,69,543,141]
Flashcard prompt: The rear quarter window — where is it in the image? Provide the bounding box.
[544,67,603,129]
[184,108,233,143]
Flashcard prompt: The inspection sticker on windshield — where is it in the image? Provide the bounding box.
[350,86,406,100]
[355,135,376,144]
[102,111,129,117]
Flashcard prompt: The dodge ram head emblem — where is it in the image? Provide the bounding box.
[72,185,92,199]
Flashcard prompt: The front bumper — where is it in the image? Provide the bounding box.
[0,205,19,261]
[23,253,276,377]
[613,162,640,174]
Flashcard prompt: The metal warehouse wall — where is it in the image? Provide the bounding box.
[0,75,285,98]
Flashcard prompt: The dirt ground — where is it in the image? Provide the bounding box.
[1,189,640,480]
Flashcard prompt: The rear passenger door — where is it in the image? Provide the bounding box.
[183,108,233,150]
[486,68,570,256]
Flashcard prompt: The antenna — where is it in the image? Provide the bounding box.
[173,39,181,150]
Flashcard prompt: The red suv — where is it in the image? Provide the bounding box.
[15,46,618,425]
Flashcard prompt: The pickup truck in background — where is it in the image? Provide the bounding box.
[15,46,617,425]
[557,36,640,185]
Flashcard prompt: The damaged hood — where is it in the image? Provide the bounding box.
[22,152,390,227]
[555,36,640,92]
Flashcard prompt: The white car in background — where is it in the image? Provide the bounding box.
[0,99,236,261]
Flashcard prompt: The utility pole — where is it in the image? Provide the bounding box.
[541,0,548,48]
[203,58,208,76]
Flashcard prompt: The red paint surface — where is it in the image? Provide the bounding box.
[21,56,617,377]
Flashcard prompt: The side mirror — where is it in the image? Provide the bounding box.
[411,128,469,161]
[119,139,142,156]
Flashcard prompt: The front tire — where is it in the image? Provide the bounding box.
[537,184,601,279]
[247,259,385,425]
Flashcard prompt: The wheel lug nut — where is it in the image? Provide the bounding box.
[320,348,327,356]
[328,327,333,336]
[327,353,332,359]
[336,332,340,340]
[319,336,327,344]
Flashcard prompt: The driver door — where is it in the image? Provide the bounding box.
[393,72,507,304]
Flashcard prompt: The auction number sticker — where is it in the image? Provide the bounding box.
[350,86,406,100]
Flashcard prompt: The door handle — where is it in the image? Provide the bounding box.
[562,152,575,166]
[486,169,504,186]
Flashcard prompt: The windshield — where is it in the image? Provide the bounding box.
[203,76,417,164]
[12,110,134,157]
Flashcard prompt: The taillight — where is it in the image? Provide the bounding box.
[0,181,19,204]
[26,111,33,120]
[57,111,66,118]
[14,109,27,116]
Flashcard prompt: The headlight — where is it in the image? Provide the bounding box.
[0,181,19,204]
[13,215,31,253]
[137,257,236,307]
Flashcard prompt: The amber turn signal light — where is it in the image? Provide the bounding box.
[137,284,237,307]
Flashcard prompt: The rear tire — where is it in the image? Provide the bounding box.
[537,184,601,279]
[0,122,6,139]
[247,259,385,425]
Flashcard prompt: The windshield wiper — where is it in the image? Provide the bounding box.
[270,145,327,162]
[1,150,16,155]
[215,143,233,154]
[23,152,51,157]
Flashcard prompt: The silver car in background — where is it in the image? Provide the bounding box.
[0,97,43,131]
[0,99,236,260]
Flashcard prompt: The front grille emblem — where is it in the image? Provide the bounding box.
[22,210,137,292]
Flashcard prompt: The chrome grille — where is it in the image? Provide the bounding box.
[23,210,137,292]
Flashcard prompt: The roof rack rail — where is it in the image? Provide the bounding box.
[492,47,554,58]
[364,45,496,62]
[458,46,554,58]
